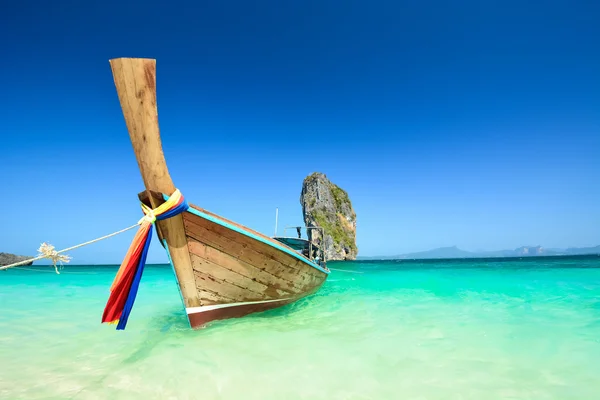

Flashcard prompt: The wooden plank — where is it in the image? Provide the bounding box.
[190,253,271,295]
[189,239,298,297]
[191,209,325,278]
[183,212,324,281]
[193,269,265,302]
[184,216,324,293]
[189,238,303,291]
[198,288,232,304]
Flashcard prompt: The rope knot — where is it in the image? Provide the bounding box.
[138,210,157,225]
[137,189,187,226]
[37,242,71,274]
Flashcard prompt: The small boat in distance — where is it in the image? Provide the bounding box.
[109,58,330,329]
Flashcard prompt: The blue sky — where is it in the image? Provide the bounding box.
[1,0,599,263]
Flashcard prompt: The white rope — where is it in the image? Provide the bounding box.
[0,223,140,273]
[9,266,100,275]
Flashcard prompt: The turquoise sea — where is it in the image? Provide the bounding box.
[2,256,600,399]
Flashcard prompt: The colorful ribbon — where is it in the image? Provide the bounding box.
[101,189,188,330]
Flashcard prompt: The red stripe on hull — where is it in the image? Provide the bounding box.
[188,299,296,329]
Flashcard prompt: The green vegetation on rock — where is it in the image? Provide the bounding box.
[312,208,356,253]
[301,172,358,260]
[330,184,350,211]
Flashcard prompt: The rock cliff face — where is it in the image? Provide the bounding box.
[300,173,357,261]
[0,252,33,267]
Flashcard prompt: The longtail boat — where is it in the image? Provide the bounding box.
[108,58,330,329]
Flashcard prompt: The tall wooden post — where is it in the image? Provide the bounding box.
[109,58,200,313]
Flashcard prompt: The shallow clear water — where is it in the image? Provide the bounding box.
[2,256,600,399]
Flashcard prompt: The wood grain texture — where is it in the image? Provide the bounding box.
[182,210,327,305]
[188,239,302,295]
[183,214,323,281]
[109,58,200,309]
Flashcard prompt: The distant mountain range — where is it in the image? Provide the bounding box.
[359,245,600,260]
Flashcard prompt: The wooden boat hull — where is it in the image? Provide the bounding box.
[142,192,329,328]
[110,58,328,329]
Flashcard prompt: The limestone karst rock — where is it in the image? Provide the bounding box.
[300,173,357,261]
